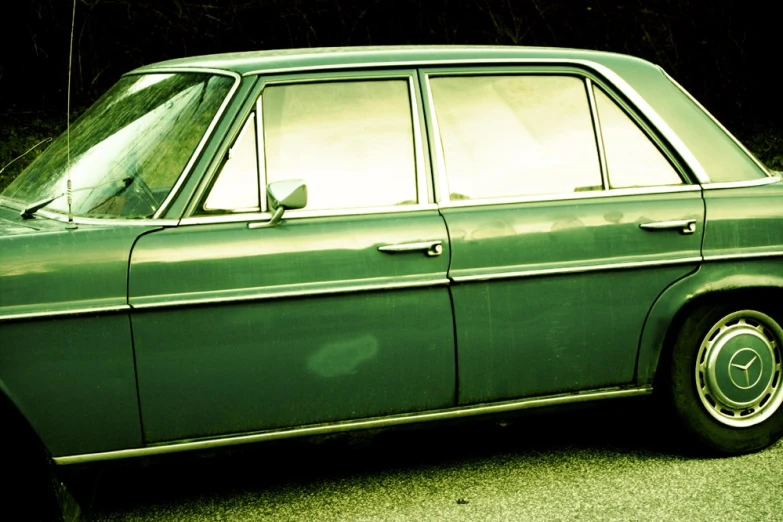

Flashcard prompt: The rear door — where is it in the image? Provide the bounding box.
[421,67,704,403]
[129,70,456,443]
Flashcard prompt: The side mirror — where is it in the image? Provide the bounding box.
[264,179,307,227]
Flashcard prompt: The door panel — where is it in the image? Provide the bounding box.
[445,192,703,403]
[422,69,703,404]
[129,72,454,443]
[129,212,455,442]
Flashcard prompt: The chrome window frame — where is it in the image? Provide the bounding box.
[423,70,607,203]
[428,184,701,211]
[243,58,712,185]
[701,175,781,191]
[420,66,696,208]
[183,70,432,226]
[148,69,242,220]
[201,110,262,213]
[589,79,690,191]
[585,77,610,191]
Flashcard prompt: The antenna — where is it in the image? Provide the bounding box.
[65,0,77,229]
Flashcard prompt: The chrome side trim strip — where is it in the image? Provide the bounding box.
[704,251,783,262]
[0,305,130,322]
[661,69,772,178]
[151,70,243,219]
[53,386,651,465]
[452,256,702,283]
[701,175,781,191]
[131,277,451,310]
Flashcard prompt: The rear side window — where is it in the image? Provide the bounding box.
[428,73,689,202]
[429,75,602,200]
[593,87,683,189]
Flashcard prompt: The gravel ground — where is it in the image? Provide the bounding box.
[77,398,783,521]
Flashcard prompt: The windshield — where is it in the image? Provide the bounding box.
[0,72,234,218]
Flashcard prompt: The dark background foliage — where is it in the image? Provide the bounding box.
[1,0,781,187]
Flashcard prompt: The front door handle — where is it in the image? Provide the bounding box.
[378,240,443,257]
[639,219,697,235]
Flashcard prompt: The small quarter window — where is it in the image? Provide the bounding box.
[593,87,684,188]
[430,75,602,201]
[204,113,260,212]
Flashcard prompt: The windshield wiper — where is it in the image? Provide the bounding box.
[21,177,132,219]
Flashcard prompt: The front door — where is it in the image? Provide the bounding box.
[129,71,455,443]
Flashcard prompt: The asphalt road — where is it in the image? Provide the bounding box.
[76,398,783,521]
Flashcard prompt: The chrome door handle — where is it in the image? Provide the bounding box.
[378,240,443,257]
[639,219,697,235]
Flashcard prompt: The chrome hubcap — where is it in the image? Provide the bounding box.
[695,311,783,427]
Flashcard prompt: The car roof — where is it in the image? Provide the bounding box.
[131,45,659,76]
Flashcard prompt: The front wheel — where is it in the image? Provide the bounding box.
[0,399,76,521]
[668,304,783,454]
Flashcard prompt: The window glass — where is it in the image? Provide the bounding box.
[593,87,683,188]
[1,73,233,218]
[430,75,602,200]
[204,113,260,212]
[262,80,418,211]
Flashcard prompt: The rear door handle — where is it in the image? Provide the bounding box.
[639,219,697,235]
[378,240,443,257]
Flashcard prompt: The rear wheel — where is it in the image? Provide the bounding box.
[668,304,783,454]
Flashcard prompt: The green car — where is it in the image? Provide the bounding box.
[2,45,782,516]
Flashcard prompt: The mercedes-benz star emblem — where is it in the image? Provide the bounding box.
[728,348,763,389]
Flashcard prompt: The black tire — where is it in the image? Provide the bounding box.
[667,302,783,455]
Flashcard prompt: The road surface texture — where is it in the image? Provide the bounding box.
[74,397,783,521]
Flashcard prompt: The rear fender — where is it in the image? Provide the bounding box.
[638,260,783,385]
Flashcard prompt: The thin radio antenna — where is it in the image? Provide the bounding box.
[65,0,78,229]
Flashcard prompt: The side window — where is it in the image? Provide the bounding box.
[429,75,602,201]
[262,79,418,211]
[593,87,684,188]
[203,112,260,212]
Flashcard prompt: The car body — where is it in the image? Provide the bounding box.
[2,46,783,500]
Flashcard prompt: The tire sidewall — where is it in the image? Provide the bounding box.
[669,302,783,455]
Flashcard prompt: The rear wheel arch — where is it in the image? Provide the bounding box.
[656,288,783,376]
[637,265,783,387]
